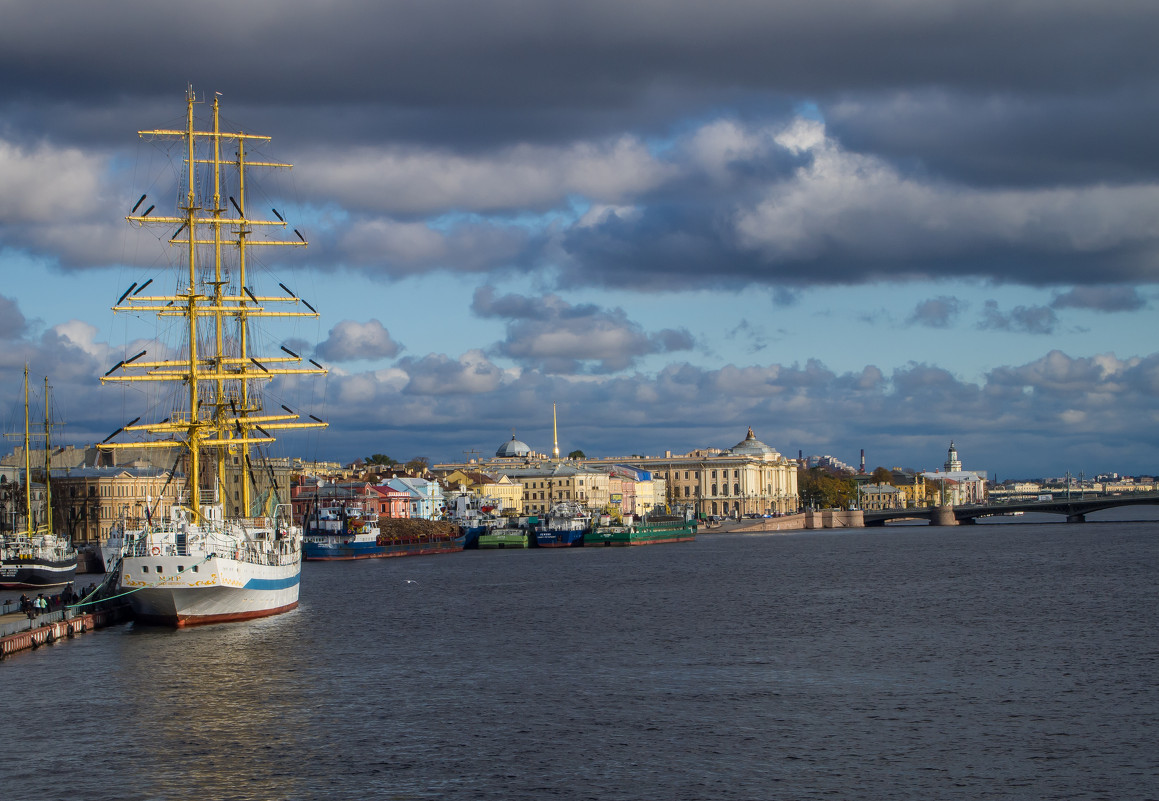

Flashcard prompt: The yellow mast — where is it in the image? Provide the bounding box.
[22,366,31,535]
[102,86,328,525]
[43,375,52,536]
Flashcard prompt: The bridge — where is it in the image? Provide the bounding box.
[862,492,1159,526]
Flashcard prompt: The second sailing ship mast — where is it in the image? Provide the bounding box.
[103,86,327,523]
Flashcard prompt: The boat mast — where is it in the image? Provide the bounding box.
[22,366,31,535]
[184,86,205,517]
[43,375,52,536]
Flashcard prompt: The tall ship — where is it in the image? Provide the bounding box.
[101,87,327,626]
[0,368,78,589]
[584,511,697,547]
[534,502,590,547]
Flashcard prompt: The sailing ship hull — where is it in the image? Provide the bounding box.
[0,555,78,589]
[303,534,465,561]
[120,554,299,627]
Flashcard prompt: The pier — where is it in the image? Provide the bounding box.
[0,604,130,659]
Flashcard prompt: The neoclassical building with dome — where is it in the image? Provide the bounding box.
[584,428,799,518]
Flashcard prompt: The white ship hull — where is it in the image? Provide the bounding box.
[120,552,299,627]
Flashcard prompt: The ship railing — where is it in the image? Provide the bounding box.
[202,532,300,567]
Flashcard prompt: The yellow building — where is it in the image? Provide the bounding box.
[443,469,525,514]
[51,465,185,545]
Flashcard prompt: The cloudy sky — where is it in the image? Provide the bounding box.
[1,0,1157,479]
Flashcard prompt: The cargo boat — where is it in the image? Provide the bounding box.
[478,521,534,549]
[584,514,697,547]
[304,503,464,560]
[534,502,590,548]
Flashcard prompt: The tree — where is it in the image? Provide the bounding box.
[870,466,894,485]
[364,454,398,466]
[568,449,586,459]
[404,456,429,474]
[797,466,857,510]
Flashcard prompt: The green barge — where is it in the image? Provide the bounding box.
[477,525,534,549]
[584,515,697,547]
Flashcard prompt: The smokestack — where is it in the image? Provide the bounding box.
[860,449,866,473]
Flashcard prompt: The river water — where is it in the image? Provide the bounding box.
[2,513,1157,800]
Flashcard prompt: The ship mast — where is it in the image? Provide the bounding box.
[102,86,328,524]
[22,367,31,535]
[8,366,52,536]
[43,376,52,536]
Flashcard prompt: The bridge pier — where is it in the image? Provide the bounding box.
[931,506,958,526]
[1067,513,1086,524]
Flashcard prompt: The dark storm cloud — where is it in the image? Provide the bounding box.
[4,1,1157,119]
[3,2,1159,291]
[827,89,1159,187]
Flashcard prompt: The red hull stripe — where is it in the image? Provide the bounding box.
[134,601,299,629]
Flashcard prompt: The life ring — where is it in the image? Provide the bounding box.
[151,546,161,556]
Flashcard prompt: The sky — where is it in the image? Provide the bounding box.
[1,0,1157,480]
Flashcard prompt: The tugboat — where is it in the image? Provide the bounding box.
[0,368,77,589]
[100,87,328,626]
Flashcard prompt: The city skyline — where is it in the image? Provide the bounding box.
[0,1,1157,478]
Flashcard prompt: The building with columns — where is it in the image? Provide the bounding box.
[436,427,798,519]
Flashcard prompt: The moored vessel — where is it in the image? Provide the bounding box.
[102,87,327,626]
[0,368,77,589]
[584,512,697,547]
[304,502,464,560]
[534,502,590,547]
[478,519,535,549]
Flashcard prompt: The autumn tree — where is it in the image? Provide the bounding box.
[870,466,894,485]
[797,466,857,510]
